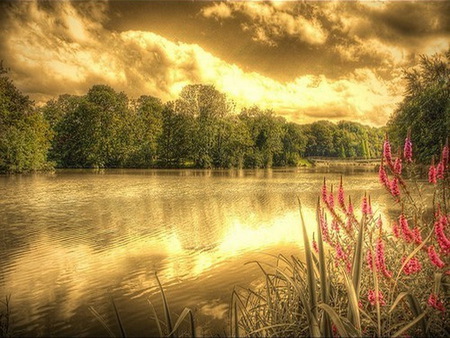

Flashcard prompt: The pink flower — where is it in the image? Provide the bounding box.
[362,194,369,215]
[399,214,414,243]
[312,239,319,253]
[428,245,445,268]
[347,196,354,216]
[403,136,413,162]
[368,290,386,306]
[379,164,389,188]
[429,164,437,184]
[345,218,353,233]
[428,293,445,312]
[390,178,400,198]
[436,161,445,179]
[394,158,402,175]
[376,238,392,278]
[332,219,340,233]
[366,249,374,270]
[412,227,422,245]
[402,256,422,275]
[320,212,330,243]
[377,216,383,231]
[435,214,450,254]
[338,177,345,211]
[335,243,346,260]
[328,185,335,209]
[383,138,392,165]
[392,221,401,238]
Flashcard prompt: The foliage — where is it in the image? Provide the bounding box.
[0,63,52,173]
[388,50,450,163]
[232,134,450,337]
[39,83,383,170]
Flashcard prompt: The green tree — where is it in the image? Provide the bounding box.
[50,85,131,168]
[388,50,450,163]
[0,64,51,172]
[128,95,164,167]
[275,122,307,166]
[41,94,82,166]
[240,107,284,168]
[175,84,234,168]
[157,101,195,167]
[305,121,336,157]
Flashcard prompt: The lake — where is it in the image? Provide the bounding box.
[0,168,393,336]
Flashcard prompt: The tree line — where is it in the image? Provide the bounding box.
[1,50,448,173]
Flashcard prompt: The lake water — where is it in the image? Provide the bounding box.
[0,168,393,336]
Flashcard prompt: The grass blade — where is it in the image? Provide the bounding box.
[297,197,320,336]
[389,292,409,314]
[341,268,361,334]
[167,307,195,338]
[147,299,163,337]
[351,215,365,295]
[349,215,365,326]
[111,297,126,338]
[316,199,331,337]
[318,303,359,337]
[89,306,116,338]
[155,272,173,336]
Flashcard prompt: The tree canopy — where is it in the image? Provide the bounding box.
[388,50,450,163]
[0,63,51,172]
[1,64,386,172]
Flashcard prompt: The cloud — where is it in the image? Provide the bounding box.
[201,2,328,46]
[201,2,232,20]
[1,0,405,126]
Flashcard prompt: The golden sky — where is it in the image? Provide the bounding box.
[0,0,449,126]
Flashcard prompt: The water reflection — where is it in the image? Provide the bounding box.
[0,168,389,336]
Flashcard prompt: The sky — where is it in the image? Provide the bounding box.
[0,1,449,126]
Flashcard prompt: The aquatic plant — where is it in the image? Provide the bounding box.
[231,132,449,337]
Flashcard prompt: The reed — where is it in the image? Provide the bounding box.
[90,272,196,338]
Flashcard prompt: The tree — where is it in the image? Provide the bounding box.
[305,121,336,157]
[0,63,51,172]
[240,107,284,168]
[127,95,164,167]
[388,50,450,163]
[157,101,195,167]
[175,84,234,168]
[275,122,307,166]
[48,85,131,168]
